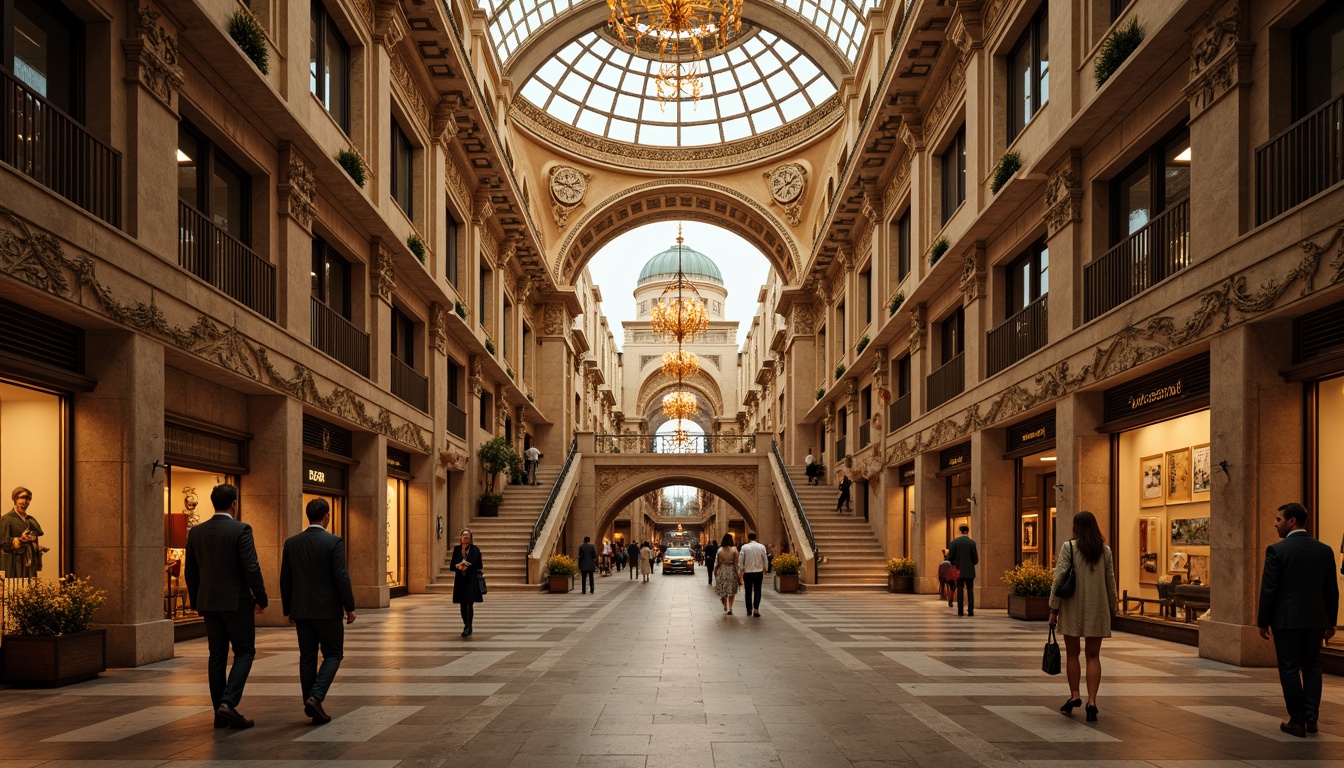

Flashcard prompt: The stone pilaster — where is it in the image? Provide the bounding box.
[1056,391,1111,531]
[1044,152,1083,340]
[349,431,390,609]
[246,395,304,627]
[120,3,183,251]
[913,450,946,594]
[971,428,1014,609]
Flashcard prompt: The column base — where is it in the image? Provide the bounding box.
[354,585,390,609]
[1198,619,1277,667]
[100,619,174,667]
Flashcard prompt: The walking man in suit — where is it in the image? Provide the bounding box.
[578,536,598,594]
[185,484,268,729]
[739,532,769,618]
[704,538,719,587]
[1257,502,1339,737]
[281,498,357,725]
[947,524,979,617]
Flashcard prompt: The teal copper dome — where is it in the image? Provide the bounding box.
[637,244,723,285]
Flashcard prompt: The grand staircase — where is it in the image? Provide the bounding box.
[426,466,560,594]
[785,466,888,592]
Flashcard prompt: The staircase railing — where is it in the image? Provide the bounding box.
[771,439,820,584]
[527,437,578,583]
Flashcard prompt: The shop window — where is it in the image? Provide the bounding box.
[311,237,352,320]
[178,121,252,245]
[163,468,239,621]
[940,306,965,365]
[1007,5,1049,140]
[445,208,460,287]
[309,1,350,131]
[1111,124,1190,241]
[1007,242,1049,315]
[893,208,911,282]
[391,306,415,367]
[391,118,414,218]
[386,476,407,591]
[0,380,65,579]
[1294,3,1344,120]
[3,0,83,119]
[1314,373,1344,593]
[940,127,966,226]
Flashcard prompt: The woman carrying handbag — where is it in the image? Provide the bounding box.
[1048,510,1117,722]
[452,529,484,637]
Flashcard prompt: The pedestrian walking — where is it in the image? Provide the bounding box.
[738,532,768,617]
[184,484,268,729]
[578,536,598,594]
[601,539,613,575]
[937,548,956,606]
[704,538,719,586]
[1257,502,1339,737]
[628,541,641,580]
[805,447,818,485]
[714,534,739,614]
[523,445,541,485]
[280,498,356,725]
[1049,510,1117,723]
[451,529,483,636]
[639,541,653,583]
[947,524,978,616]
[836,472,852,512]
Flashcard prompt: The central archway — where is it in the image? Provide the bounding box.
[594,467,762,540]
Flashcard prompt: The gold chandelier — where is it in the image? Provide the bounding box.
[648,229,709,343]
[606,0,744,104]
[661,349,700,379]
[661,390,698,420]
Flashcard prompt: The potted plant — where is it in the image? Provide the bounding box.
[476,436,521,516]
[546,554,577,593]
[886,557,916,593]
[772,553,802,592]
[2,575,108,686]
[1002,561,1054,620]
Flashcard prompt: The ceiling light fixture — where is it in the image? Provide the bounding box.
[606,0,744,105]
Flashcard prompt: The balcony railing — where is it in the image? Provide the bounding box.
[835,436,846,461]
[391,356,428,412]
[179,202,276,320]
[311,297,369,377]
[2,67,121,226]
[1257,92,1344,224]
[888,393,911,431]
[594,433,756,454]
[446,401,467,438]
[926,353,965,410]
[858,421,871,448]
[1084,199,1190,322]
[987,294,1049,376]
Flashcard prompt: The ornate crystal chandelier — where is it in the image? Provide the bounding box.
[606,0,744,104]
[661,349,700,379]
[649,228,709,343]
[661,390,698,420]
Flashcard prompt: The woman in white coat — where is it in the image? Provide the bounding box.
[1049,510,1117,722]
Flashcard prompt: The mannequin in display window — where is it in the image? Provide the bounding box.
[1,486,48,577]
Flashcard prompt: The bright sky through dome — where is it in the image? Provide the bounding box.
[585,221,771,350]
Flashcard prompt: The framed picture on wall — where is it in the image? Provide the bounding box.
[1171,517,1211,547]
[1166,447,1192,504]
[1021,515,1038,552]
[1191,443,1211,496]
[1139,516,1160,585]
[1140,454,1164,507]
[1170,551,1189,574]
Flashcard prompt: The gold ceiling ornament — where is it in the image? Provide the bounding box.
[606,0,744,105]
[661,349,700,379]
[661,390,698,420]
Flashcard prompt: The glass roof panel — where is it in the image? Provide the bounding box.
[518,28,839,147]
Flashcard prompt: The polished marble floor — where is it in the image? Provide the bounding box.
[1,571,1341,767]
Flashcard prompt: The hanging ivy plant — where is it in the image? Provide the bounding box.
[227,10,270,75]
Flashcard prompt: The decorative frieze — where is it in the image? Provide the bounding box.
[388,48,431,132]
[541,303,567,335]
[123,4,184,109]
[1043,155,1083,236]
[925,53,968,135]
[960,244,986,304]
[431,302,448,354]
[280,151,316,231]
[790,302,816,335]
[373,244,395,302]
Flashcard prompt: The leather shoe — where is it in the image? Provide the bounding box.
[1306,719,1318,734]
[1280,721,1306,738]
[215,703,254,729]
[304,701,316,718]
[214,715,229,729]
[306,696,332,724]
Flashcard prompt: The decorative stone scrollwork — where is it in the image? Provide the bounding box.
[473,190,495,227]
[790,302,816,335]
[1043,157,1083,236]
[1185,4,1247,116]
[124,4,184,109]
[908,304,926,354]
[430,302,448,354]
[281,152,316,231]
[373,244,395,302]
[439,443,468,471]
[960,244,986,304]
[541,303,567,335]
[497,401,509,429]
[388,48,431,132]
[845,379,857,409]
[470,355,484,397]
[444,154,470,207]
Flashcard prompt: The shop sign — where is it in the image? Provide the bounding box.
[302,414,353,457]
[898,462,916,486]
[1102,353,1210,425]
[1007,411,1056,451]
[303,459,346,491]
[387,448,412,474]
[939,443,971,473]
[165,422,247,472]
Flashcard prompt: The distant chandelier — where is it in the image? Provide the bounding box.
[662,391,698,420]
[648,227,709,343]
[606,0,744,104]
[670,426,693,446]
[661,350,700,379]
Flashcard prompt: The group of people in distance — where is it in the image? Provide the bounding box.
[804,447,855,512]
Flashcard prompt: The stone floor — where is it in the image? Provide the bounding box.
[1,569,1341,767]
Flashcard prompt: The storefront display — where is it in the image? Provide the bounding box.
[1007,412,1057,567]
[897,462,914,558]
[1314,372,1344,607]
[303,458,348,541]
[0,381,66,580]
[162,468,238,621]
[386,447,412,596]
[939,443,971,543]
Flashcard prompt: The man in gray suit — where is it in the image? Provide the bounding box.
[185,484,268,729]
[946,524,979,617]
[281,498,357,724]
[1257,502,1339,737]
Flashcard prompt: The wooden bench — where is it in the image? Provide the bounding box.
[1121,590,1174,618]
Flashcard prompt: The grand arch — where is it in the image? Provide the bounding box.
[592,465,763,538]
[556,180,801,285]
[636,368,725,418]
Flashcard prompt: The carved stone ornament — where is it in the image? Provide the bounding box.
[790,302,816,335]
[497,402,509,429]
[0,207,431,452]
[281,152,317,231]
[123,4,184,109]
[925,54,968,134]
[444,154,470,207]
[908,304,926,354]
[1043,158,1083,236]
[1185,5,1247,115]
[946,3,983,56]
[473,191,495,227]
[845,379,857,408]
[373,244,395,302]
[960,245,986,304]
[431,302,448,354]
[541,303,567,335]
[470,355,484,397]
[438,443,469,471]
[552,202,574,231]
[388,48,431,131]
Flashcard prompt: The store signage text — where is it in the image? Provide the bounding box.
[945,455,964,467]
[1019,427,1046,443]
[1129,380,1183,411]
[308,468,326,484]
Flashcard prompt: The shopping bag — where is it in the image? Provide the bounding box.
[1042,625,1061,675]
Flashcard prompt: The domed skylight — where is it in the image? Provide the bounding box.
[517,28,837,146]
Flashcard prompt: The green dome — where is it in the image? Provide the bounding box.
[637,244,723,285]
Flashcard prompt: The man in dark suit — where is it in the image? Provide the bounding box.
[704,539,719,586]
[1257,502,1339,737]
[281,498,357,725]
[578,536,598,594]
[185,484,268,729]
[947,524,979,617]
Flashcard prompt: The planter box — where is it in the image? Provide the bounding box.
[2,629,106,687]
[477,501,500,517]
[547,574,573,593]
[888,574,914,593]
[773,573,800,593]
[1007,594,1051,621]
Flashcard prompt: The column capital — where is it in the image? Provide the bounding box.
[122,3,184,112]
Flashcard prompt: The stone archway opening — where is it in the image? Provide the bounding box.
[595,471,759,542]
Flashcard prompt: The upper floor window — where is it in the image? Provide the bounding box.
[311,237,352,319]
[836,302,846,352]
[1007,242,1049,314]
[941,127,966,226]
[1112,124,1190,242]
[445,208,460,287]
[895,354,911,396]
[894,208,911,281]
[391,119,413,217]
[391,306,415,367]
[3,0,82,118]
[310,1,350,131]
[479,266,489,326]
[1294,2,1344,120]
[178,122,251,244]
[860,268,872,325]
[1008,6,1049,140]
[447,357,463,406]
[940,306,965,364]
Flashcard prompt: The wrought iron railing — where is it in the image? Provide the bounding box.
[888,393,912,431]
[179,202,276,320]
[593,433,757,454]
[859,421,871,448]
[446,401,467,438]
[1256,92,1344,224]
[310,297,369,376]
[926,352,965,409]
[835,436,847,461]
[528,438,578,582]
[771,439,818,583]
[987,294,1048,376]
[391,356,428,412]
[1084,199,1189,322]
[2,67,121,226]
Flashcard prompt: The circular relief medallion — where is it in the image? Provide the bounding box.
[550,166,587,206]
[769,164,805,204]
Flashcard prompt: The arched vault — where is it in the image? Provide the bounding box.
[557,179,799,285]
[595,470,760,537]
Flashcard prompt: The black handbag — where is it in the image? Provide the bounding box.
[1054,541,1077,599]
[1042,626,1061,675]
[476,571,488,595]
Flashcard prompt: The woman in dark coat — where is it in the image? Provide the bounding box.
[452,529,483,637]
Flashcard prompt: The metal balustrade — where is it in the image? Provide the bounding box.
[987,294,1048,376]
[594,433,756,454]
[2,67,121,226]
[888,393,911,431]
[446,402,467,438]
[310,297,370,377]
[926,353,965,410]
[1084,199,1189,322]
[1256,92,1344,224]
[179,203,276,320]
[391,356,428,412]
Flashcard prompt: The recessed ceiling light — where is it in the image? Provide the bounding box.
[1174,147,1191,163]
[1041,456,1057,461]
[176,149,192,163]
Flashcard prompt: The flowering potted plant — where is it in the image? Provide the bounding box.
[1002,561,1053,620]
[771,553,802,592]
[2,574,108,686]
[545,554,577,594]
[886,557,915,593]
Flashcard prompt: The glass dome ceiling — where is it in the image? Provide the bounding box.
[517,28,837,146]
